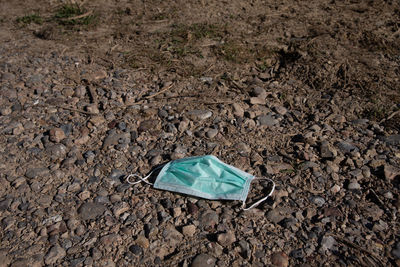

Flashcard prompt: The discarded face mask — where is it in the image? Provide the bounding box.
[126,155,275,210]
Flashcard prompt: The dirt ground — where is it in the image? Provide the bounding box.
[2,0,400,118]
[0,0,400,266]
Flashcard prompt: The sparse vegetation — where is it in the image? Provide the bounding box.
[54,4,97,26]
[363,102,390,121]
[163,23,224,57]
[217,41,248,63]
[124,21,280,75]
[16,14,42,25]
[125,23,226,73]
[55,5,83,19]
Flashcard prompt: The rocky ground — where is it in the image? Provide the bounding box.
[1,0,400,266]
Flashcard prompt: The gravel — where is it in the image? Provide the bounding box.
[0,35,399,267]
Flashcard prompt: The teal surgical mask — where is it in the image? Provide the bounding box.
[127,155,275,210]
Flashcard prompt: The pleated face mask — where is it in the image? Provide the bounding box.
[126,155,275,210]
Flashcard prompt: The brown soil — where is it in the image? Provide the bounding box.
[2,0,399,122]
[1,0,400,266]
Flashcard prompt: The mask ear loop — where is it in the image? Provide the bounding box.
[126,172,154,185]
[242,177,275,211]
[126,164,165,186]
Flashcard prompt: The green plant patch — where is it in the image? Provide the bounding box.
[16,14,43,25]
[189,23,222,39]
[363,104,390,121]
[54,4,97,26]
[216,41,248,63]
[55,5,83,19]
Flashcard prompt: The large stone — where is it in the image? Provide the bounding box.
[49,127,66,143]
[0,198,12,211]
[270,252,289,267]
[138,120,160,132]
[347,180,361,190]
[162,225,183,248]
[235,142,251,155]
[274,106,287,115]
[266,162,293,175]
[206,128,218,139]
[135,235,149,249]
[0,249,10,267]
[10,258,31,267]
[310,196,325,207]
[25,167,49,179]
[199,210,219,229]
[44,245,66,265]
[186,110,212,121]
[78,202,106,221]
[191,254,216,267]
[46,144,67,160]
[384,164,400,180]
[336,141,358,154]
[250,97,266,105]
[266,209,285,224]
[251,87,266,97]
[384,134,400,146]
[182,225,196,237]
[392,242,400,259]
[258,115,278,127]
[232,103,244,117]
[217,231,236,247]
[320,236,337,252]
[102,132,130,149]
[100,234,121,246]
[320,141,337,159]
[361,203,384,221]
[129,245,143,256]
[113,202,130,217]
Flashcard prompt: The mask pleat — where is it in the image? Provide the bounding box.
[153,155,255,202]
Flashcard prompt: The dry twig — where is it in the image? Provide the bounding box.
[145,83,174,99]
[87,85,98,105]
[332,235,384,267]
[379,109,400,124]
[64,10,93,21]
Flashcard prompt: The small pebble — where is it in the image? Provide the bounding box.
[274,106,287,115]
[182,225,196,237]
[191,254,216,267]
[258,115,278,127]
[310,196,325,207]
[232,103,244,117]
[186,110,212,121]
[330,185,341,194]
[270,252,289,267]
[217,231,236,247]
[347,181,361,190]
[44,245,66,265]
[206,129,218,138]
